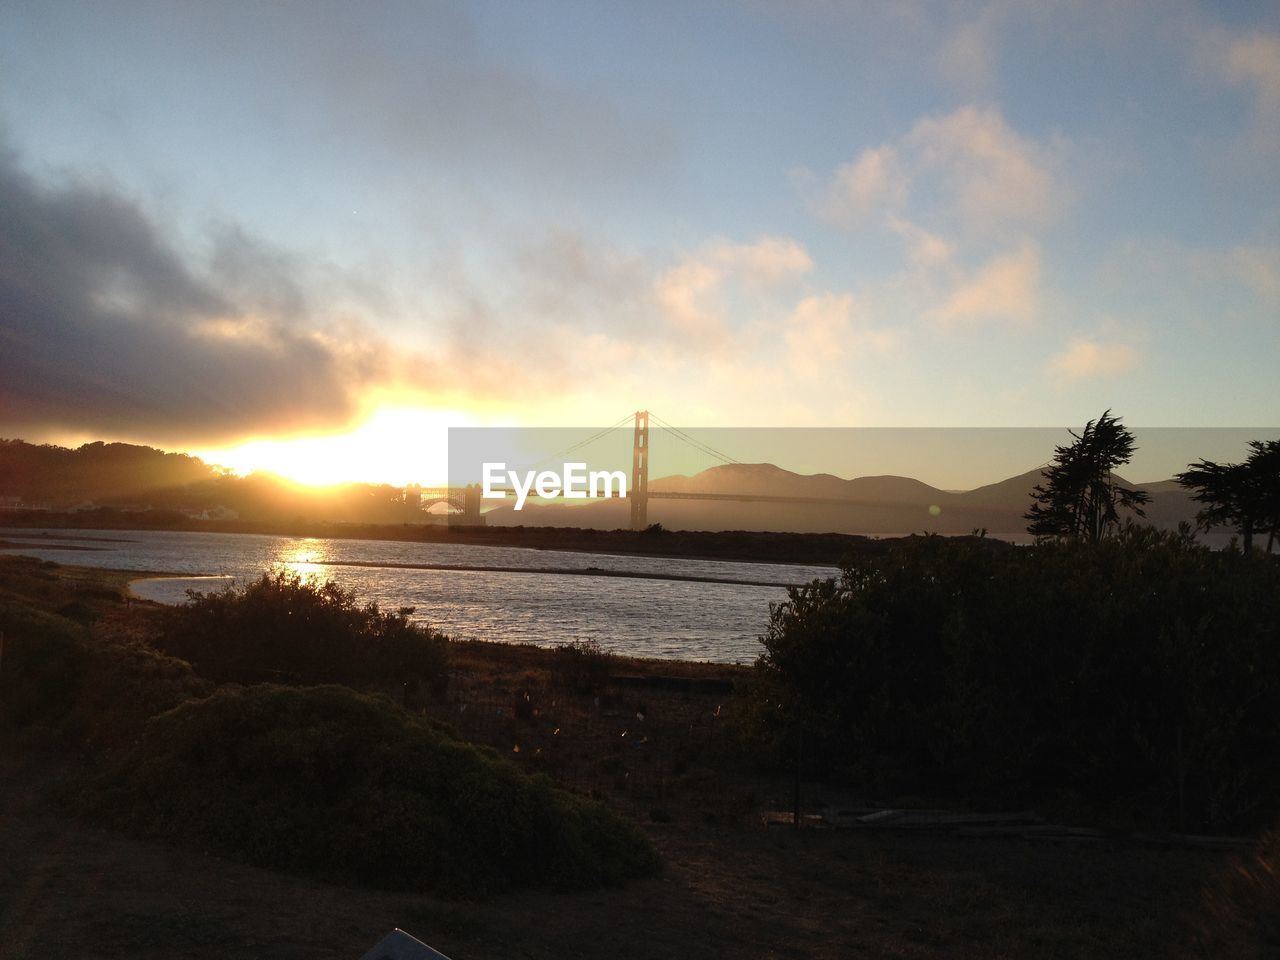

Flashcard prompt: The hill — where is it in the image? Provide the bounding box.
[0,438,429,525]
[487,462,1200,537]
[0,439,214,507]
[1,438,1206,538]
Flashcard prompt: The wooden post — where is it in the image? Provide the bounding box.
[793,726,803,830]
[1177,725,1186,834]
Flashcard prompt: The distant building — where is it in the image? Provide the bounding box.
[197,505,240,521]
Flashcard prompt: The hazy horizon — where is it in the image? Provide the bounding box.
[8,423,1276,495]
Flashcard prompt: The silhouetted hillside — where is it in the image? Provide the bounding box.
[0,438,1205,537]
[651,463,947,502]
[958,468,1048,507]
[0,439,215,506]
[489,461,1200,536]
[0,439,428,525]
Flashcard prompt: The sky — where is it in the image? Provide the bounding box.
[1,0,1277,486]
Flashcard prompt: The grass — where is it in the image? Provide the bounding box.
[0,559,209,748]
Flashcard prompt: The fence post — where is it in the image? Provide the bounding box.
[793,726,803,830]
[1177,724,1186,834]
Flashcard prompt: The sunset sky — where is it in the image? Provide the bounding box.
[1,1,1278,485]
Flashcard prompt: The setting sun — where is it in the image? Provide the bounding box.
[193,406,471,487]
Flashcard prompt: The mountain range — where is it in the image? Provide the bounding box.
[0,438,1206,539]
[485,462,1199,538]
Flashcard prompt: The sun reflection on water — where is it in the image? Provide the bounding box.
[274,538,331,579]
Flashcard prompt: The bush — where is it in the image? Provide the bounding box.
[157,572,449,691]
[554,640,615,693]
[747,527,1280,831]
[82,684,659,894]
[0,597,209,748]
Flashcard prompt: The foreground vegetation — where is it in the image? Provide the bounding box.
[749,526,1280,832]
[3,549,1280,956]
[0,574,208,749]
[0,557,656,895]
[156,572,450,690]
[81,684,657,895]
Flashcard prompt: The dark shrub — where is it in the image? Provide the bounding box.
[56,600,98,625]
[554,640,614,694]
[156,572,449,690]
[747,527,1280,831]
[0,598,208,748]
[84,684,659,894]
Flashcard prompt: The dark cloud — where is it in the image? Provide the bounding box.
[0,149,388,444]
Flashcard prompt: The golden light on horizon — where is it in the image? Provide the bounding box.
[194,406,473,487]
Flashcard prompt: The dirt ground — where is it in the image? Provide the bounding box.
[0,757,1249,960]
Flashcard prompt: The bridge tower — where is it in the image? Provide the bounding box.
[448,483,484,526]
[630,410,649,530]
[463,483,483,524]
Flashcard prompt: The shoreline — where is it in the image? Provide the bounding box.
[124,557,796,604]
[0,511,1006,567]
[121,567,764,666]
[281,558,796,588]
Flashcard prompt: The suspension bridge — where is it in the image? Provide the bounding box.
[418,410,888,531]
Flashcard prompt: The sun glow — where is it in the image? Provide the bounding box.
[195,406,473,487]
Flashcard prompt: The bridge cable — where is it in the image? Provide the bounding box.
[652,423,738,466]
[507,413,635,477]
[649,413,742,466]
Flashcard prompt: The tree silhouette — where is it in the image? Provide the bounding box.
[1177,439,1280,553]
[1026,410,1150,542]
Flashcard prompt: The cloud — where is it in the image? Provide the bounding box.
[809,105,1062,236]
[1222,245,1280,303]
[887,216,954,269]
[654,257,727,341]
[197,2,676,197]
[905,105,1060,230]
[0,149,393,444]
[707,236,814,286]
[1048,338,1139,381]
[498,229,895,421]
[1105,236,1280,314]
[785,294,851,371]
[1198,27,1280,151]
[928,242,1041,328]
[817,146,908,226]
[784,293,897,374]
[511,229,653,330]
[654,236,812,342]
[1221,32,1280,111]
